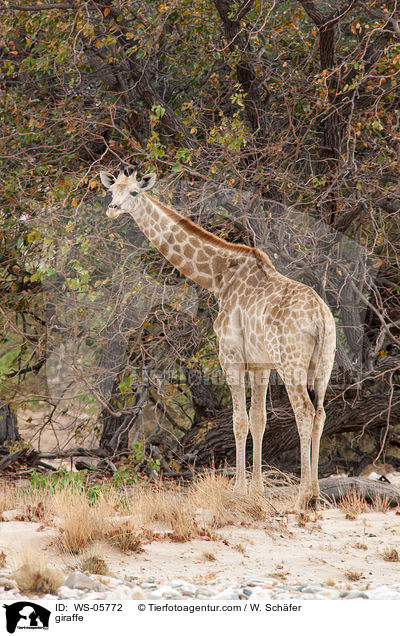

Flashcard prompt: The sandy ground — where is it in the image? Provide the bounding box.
[0,508,399,588]
[9,408,400,589]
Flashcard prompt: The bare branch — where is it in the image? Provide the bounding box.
[1,2,76,10]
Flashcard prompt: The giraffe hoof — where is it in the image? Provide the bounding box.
[249,481,264,495]
[295,494,318,512]
[308,495,319,510]
[233,483,248,497]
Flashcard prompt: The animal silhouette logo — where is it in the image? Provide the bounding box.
[3,602,51,633]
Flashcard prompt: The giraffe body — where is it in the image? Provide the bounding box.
[100,170,336,511]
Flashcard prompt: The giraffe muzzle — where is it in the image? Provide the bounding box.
[106,206,121,219]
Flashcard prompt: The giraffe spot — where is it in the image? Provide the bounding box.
[204,246,216,257]
[153,223,162,235]
[158,241,172,256]
[175,230,186,242]
[181,263,194,276]
[212,255,227,273]
[195,275,210,288]
[197,250,209,263]
[183,244,194,259]
[200,262,212,276]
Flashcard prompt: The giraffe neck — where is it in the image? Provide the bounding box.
[127,194,272,294]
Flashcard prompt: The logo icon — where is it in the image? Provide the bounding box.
[3,602,51,633]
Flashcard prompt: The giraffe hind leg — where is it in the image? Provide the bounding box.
[281,377,315,512]
[309,375,330,508]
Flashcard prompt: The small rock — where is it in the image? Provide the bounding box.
[1,509,25,522]
[368,587,400,600]
[63,572,107,592]
[92,575,120,588]
[301,586,323,594]
[0,577,17,590]
[171,580,197,595]
[105,586,145,600]
[195,587,217,598]
[345,591,369,600]
[57,586,81,599]
[213,587,238,600]
[84,591,107,600]
[150,586,182,599]
[41,594,57,600]
[247,586,273,600]
[247,578,275,587]
[326,590,341,600]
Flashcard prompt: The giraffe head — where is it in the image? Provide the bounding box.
[99,168,157,219]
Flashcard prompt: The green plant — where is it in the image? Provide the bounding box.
[112,465,138,488]
[27,468,103,502]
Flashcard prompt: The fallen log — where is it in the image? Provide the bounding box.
[319,476,400,506]
[39,447,108,459]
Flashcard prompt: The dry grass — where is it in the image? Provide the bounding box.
[13,552,63,594]
[106,518,156,553]
[233,543,246,554]
[345,569,362,582]
[382,546,400,562]
[371,495,390,513]
[130,486,200,540]
[202,551,216,561]
[351,542,368,550]
[0,550,7,567]
[261,467,298,510]
[0,482,54,525]
[79,554,111,576]
[0,483,18,516]
[52,491,113,554]
[339,490,367,520]
[191,473,283,528]
[0,468,297,558]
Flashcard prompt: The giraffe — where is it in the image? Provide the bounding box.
[99,169,336,511]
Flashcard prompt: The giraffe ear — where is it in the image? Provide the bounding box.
[140,173,156,191]
[99,171,115,188]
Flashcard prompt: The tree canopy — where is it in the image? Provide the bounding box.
[1,0,399,474]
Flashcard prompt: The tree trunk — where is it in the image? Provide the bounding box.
[213,0,269,140]
[0,401,20,446]
[100,383,148,455]
[182,364,220,425]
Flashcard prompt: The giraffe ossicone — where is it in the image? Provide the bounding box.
[99,170,336,511]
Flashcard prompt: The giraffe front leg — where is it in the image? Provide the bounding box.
[225,365,248,496]
[233,413,248,496]
[248,369,270,494]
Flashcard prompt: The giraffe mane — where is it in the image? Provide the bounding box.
[144,193,275,270]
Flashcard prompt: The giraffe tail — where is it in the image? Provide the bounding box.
[307,387,316,404]
[307,306,326,404]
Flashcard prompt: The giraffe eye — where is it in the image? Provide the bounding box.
[129,191,139,197]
